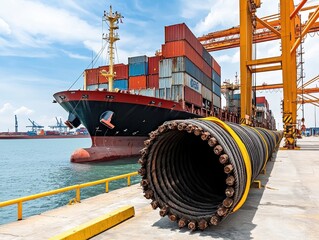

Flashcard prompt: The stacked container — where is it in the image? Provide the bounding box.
[83,23,223,112]
[148,55,162,89]
[212,58,221,108]
[128,55,148,90]
[159,23,222,110]
[84,64,129,90]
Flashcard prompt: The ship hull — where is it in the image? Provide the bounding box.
[54,90,199,162]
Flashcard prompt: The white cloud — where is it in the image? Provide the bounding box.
[0,0,100,56]
[0,103,13,113]
[0,18,11,35]
[14,106,34,115]
[194,4,238,35]
[179,0,214,19]
[62,50,91,60]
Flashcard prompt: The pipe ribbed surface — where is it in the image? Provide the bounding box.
[138,117,282,231]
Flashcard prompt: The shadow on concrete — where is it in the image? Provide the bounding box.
[152,152,278,239]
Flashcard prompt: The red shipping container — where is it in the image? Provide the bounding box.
[85,68,99,85]
[148,74,159,88]
[129,75,147,90]
[184,86,202,107]
[212,58,221,76]
[256,96,269,110]
[99,64,129,83]
[165,23,203,56]
[162,40,212,79]
[148,56,162,75]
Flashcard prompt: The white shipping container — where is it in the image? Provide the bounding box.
[139,88,156,97]
[131,88,156,97]
[159,77,172,88]
[201,85,213,101]
[159,59,172,78]
[171,57,185,72]
[159,88,165,99]
[87,84,99,90]
[171,72,202,94]
[213,93,221,108]
[171,85,183,102]
[90,84,108,90]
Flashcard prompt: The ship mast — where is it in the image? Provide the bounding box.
[101,6,123,92]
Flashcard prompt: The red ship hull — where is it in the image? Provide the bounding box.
[70,136,146,163]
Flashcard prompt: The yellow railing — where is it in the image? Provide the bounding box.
[0,171,139,221]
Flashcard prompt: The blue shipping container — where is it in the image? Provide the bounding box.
[129,62,148,76]
[202,49,212,67]
[114,79,128,90]
[212,70,221,86]
[212,81,221,96]
[233,94,241,100]
[128,55,148,64]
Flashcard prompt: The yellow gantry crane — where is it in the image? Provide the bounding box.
[199,0,319,149]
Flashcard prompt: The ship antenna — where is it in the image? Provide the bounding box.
[101,6,123,92]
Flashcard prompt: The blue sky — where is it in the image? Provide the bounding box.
[0,0,318,132]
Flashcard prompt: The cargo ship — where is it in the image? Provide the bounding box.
[53,6,230,163]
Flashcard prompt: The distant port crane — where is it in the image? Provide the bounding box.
[48,117,68,133]
[26,118,44,132]
[15,115,18,133]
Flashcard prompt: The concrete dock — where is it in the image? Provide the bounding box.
[0,136,319,239]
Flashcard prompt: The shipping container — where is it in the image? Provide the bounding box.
[212,70,221,86]
[184,86,202,107]
[148,74,159,88]
[212,58,221,76]
[165,24,202,54]
[98,64,129,83]
[159,77,172,89]
[86,83,108,90]
[98,83,108,89]
[201,85,213,101]
[129,75,147,90]
[171,72,202,94]
[212,81,221,96]
[132,88,156,97]
[148,56,162,75]
[159,59,173,78]
[86,84,99,90]
[171,85,183,101]
[170,56,212,90]
[158,88,165,99]
[256,96,269,110]
[85,68,100,85]
[213,93,221,108]
[233,93,241,100]
[165,23,213,67]
[129,62,148,76]
[166,88,171,100]
[202,49,213,67]
[128,55,148,64]
[114,79,128,90]
[162,40,212,79]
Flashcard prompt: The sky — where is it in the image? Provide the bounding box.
[0,0,318,132]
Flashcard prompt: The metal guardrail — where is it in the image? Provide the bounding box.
[0,171,139,221]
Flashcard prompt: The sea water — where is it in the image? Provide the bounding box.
[0,138,140,225]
